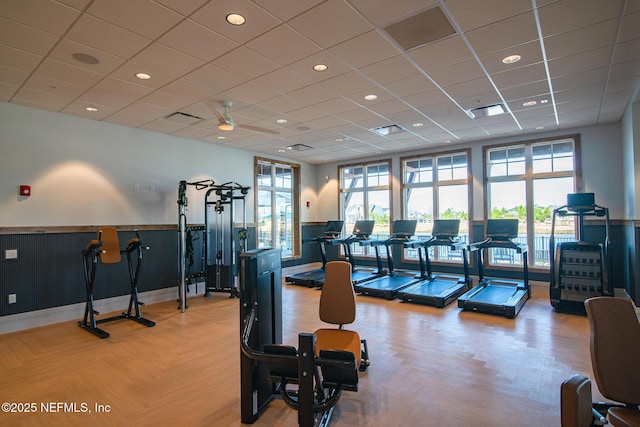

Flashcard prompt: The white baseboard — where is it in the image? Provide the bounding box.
[0,284,205,335]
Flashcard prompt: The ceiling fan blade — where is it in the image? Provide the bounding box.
[237,124,280,135]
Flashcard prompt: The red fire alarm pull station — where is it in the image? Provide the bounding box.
[19,185,31,196]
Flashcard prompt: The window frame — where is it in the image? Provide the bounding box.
[254,157,301,260]
[483,134,582,271]
[400,148,472,265]
[337,159,392,258]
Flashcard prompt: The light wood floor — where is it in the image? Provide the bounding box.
[0,267,602,427]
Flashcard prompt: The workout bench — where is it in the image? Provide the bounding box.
[78,227,155,339]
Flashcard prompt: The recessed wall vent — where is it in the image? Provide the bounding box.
[383,6,456,51]
[371,124,406,136]
[284,143,312,151]
[166,111,204,125]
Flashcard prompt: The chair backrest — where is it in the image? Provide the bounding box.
[584,296,640,405]
[98,227,121,264]
[319,261,356,326]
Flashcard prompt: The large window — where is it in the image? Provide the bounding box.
[256,158,300,258]
[486,136,580,268]
[339,160,391,255]
[402,151,471,263]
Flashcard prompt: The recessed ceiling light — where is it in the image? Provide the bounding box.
[278,149,286,153]
[502,54,521,64]
[135,72,151,80]
[217,136,226,140]
[412,122,424,127]
[444,140,451,144]
[335,138,344,142]
[535,126,545,130]
[85,106,98,112]
[276,119,288,124]
[226,13,246,25]
[523,100,537,107]
[540,99,549,104]
[313,64,328,72]
[364,94,378,101]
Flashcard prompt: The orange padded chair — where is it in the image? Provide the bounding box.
[561,374,601,427]
[315,261,369,371]
[585,297,640,427]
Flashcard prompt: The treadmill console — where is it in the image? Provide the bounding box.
[352,220,375,237]
[432,219,460,239]
[391,220,417,238]
[485,219,518,241]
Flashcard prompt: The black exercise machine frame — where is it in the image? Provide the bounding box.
[241,307,359,427]
[79,230,155,339]
[400,234,472,307]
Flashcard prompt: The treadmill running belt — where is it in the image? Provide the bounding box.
[404,277,461,297]
[469,283,521,305]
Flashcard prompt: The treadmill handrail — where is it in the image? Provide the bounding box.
[469,238,528,254]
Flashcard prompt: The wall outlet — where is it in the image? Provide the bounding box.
[5,249,18,260]
[8,294,17,304]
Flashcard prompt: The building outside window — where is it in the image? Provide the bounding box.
[256,158,300,258]
[485,136,580,268]
[402,150,471,263]
[339,160,391,256]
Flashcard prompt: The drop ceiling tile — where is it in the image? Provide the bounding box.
[246,25,322,67]
[154,0,209,16]
[609,59,640,81]
[551,68,608,92]
[49,39,126,75]
[548,47,613,77]
[384,74,438,98]
[619,10,640,42]
[360,55,420,86]
[56,0,91,10]
[465,11,538,56]
[12,87,73,111]
[252,68,311,94]
[141,90,197,112]
[288,0,372,49]
[429,59,485,87]
[191,0,281,45]
[252,0,324,21]
[313,97,360,115]
[23,74,88,99]
[319,71,376,95]
[347,0,437,27]
[87,0,183,39]
[66,14,152,59]
[286,84,339,105]
[544,19,619,60]
[491,62,547,90]
[329,30,400,69]
[479,40,544,74]
[140,118,189,133]
[443,0,532,32]
[0,17,59,56]
[0,44,42,72]
[446,76,497,100]
[60,100,118,119]
[537,0,624,36]
[258,95,307,114]
[0,65,29,86]
[613,39,640,64]
[159,19,238,62]
[0,82,18,101]
[226,81,282,105]
[183,64,245,92]
[79,78,153,109]
[211,46,279,81]
[132,43,205,77]
[160,79,218,102]
[35,58,105,87]
[0,0,80,35]
[103,110,155,128]
[408,35,473,72]
[502,80,551,101]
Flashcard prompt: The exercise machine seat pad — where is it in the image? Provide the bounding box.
[98,227,121,264]
[560,374,593,427]
[320,261,356,325]
[315,328,361,361]
[585,297,640,405]
[608,407,640,427]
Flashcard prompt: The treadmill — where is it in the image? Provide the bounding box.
[399,219,472,308]
[457,219,530,318]
[285,220,344,287]
[328,220,386,285]
[357,220,421,300]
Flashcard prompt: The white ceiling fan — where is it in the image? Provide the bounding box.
[215,101,280,135]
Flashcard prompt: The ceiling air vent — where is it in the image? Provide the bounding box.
[284,144,312,151]
[166,111,204,125]
[383,5,456,51]
[467,104,507,119]
[371,124,406,136]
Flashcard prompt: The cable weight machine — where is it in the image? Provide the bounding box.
[178,179,214,312]
[204,182,250,298]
